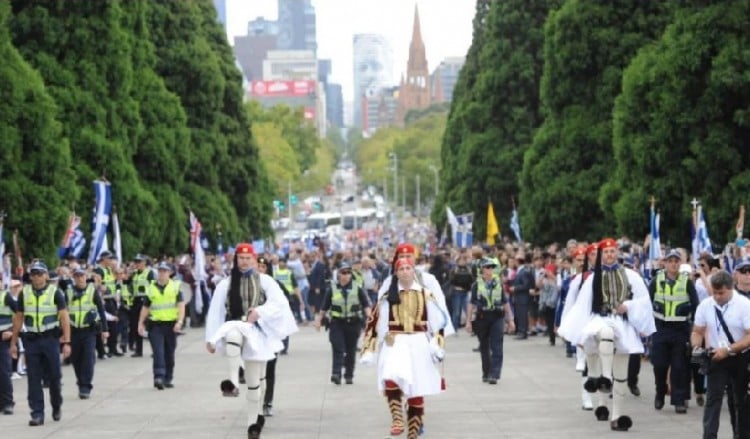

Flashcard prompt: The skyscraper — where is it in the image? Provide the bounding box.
[277,0,317,54]
[352,34,393,128]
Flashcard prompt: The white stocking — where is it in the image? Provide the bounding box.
[597,326,615,382]
[244,361,267,427]
[611,354,629,420]
[224,329,244,387]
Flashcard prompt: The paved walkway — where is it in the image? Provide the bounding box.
[1,325,719,438]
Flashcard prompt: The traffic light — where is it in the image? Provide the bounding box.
[290,194,298,205]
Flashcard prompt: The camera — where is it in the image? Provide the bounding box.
[691,347,714,375]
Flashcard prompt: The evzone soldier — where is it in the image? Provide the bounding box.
[361,256,450,439]
[558,238,655,432]
[205,243,297,439]
[559,244,596,410]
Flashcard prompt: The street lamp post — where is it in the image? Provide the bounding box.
[389,152,398,210]
[428,165,439,196]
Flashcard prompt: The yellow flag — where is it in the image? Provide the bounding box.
[487,201,500,245]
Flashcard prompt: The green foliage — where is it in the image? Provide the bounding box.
[605,1,750,247]
[433,0,492,230]
[434,0,558,241]
[0,0,78,262]
[519,0,679,244]
[10,0,156,258]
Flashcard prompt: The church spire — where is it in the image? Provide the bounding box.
[408,3,427,73]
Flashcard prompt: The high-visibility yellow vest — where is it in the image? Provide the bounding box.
[330,281,363,319]
[66,284,100,329]
[275,268,294,295]
[0,290,12,331]
[477,278,504,311]
[653,272,690,322]
[23,284,60,333]
[132,270,152,298]
[147,280,180,322]
[118,283,133,307]
[101,266,116,298]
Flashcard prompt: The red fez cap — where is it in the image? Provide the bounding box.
[586,243,599,255]
[235,243,255,255]
[599,238,617,250]
[572,246,587,258]
[395,257,414,270]
[395,243,417,257]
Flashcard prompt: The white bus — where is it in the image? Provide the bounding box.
[343,208,377,230]
[306,212,343,236]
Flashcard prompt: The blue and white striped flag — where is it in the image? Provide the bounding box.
[510,208,522,242]
[112,210,122,268]
[189,211,206,314]
[648,205,662,264]
[88,180,112,265]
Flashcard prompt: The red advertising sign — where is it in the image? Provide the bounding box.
[251,80,316,97]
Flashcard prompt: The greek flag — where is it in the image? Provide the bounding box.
[691,204,713,267]
[455,213,474,248]
[648,205,662,264]
[87,180,112,265]
[189,211,206,314]
[510,208,522,242]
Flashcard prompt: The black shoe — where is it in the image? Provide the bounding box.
[675,404,687,414]
[154,378,165,390]
[28,417,44,426]
[472,346,481,352]
[2,405,13,415]
[131,352,143,358]
[112,351,124,357]
[696,394,705,407]
[654,395,665,410]
[52,408,61,421]
[482,376,489,383]
[164,382,174,388]
[629,384,640,397]
[330,375,341,385]
[345,378,353,384]
[79,392,90,399]
[487,378,498,385]
[247,424,261,439]
[514,335,527,340]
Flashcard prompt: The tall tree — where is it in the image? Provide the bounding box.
[10,0,158,256]
[0,0,78,261]
[433,0,492,230]
[604,1,750,246]
[519,0,680,243]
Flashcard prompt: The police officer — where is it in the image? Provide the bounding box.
[465,258,515,384]
[0,279,16,415]
[649,249,700,413]
[9,261,72,426]
[129,254,154,357]
[66,267,109,399]
[114,267,131,354]
[93,266,120,357]
[275,257,302,323]
[137,262,185,389]
[315,262,371,385]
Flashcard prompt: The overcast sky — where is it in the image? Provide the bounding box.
[225,0,476,103]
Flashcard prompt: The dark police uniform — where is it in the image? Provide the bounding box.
[469,271,508,383]
[0,288,15,414]
[319,275,370,384]
[649,270,699,411]
[129,256,154,357]
[10,262,70,425]
[66,278,109,398]
[140,268,183,389]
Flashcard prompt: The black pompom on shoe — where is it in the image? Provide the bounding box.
[610,415,632,431]
[595,406,609,421]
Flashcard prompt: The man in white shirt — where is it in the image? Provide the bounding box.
[691,271,750,439]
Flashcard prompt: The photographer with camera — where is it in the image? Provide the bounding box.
[465,258,515,385]
[649,249,700,414]
[691,270,750,439]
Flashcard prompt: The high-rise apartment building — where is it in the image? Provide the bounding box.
[352,34,393,128]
